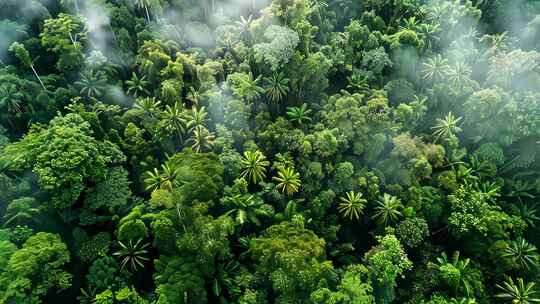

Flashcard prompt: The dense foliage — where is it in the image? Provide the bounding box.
[1,0,540,303]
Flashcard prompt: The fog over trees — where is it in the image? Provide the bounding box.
[1,0,540,303]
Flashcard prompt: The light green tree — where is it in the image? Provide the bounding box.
[8,42,45,90]
[338,191,367,221]
[240,150,270,184]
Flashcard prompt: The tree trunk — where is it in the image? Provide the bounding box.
[30,65,46,90]
[68,32,74,44]
[109,24,119,47]
[144,5,151,23]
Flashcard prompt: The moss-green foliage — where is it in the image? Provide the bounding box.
[1,113,125,208]
[84,167,132,214]
[166,148,224,203]
[251,219,336,303]
[448,184,514,237]
[395,217,429,248]
[311,265,375,304]
[365,234,412,303]
[86,256,120,291]
[154,255,210,304]
[0,232,72,303]
[1,0,540,303]
[79,232,112,263]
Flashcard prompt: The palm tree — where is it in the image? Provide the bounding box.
[518,203,540,228]
[2,197,42,228]
[240,150,270,184]
[431,112,463,143]
[496,277,540,304]
[134,0,151,22]
[263,71,290,109]
[447,61,473,91]
[75,71,107,99]
[346,72,372,95]
[421,54,450,83]
[186,106,208,131]
[286,104,312,126]
[449,165,476,186]
[187,87,202,107]
[135,97,162,117]
[416,23,441,49]
[284,200,299,220]
[0,84,24,113]
[9,42,46,90]
[337,191,367,221]
[400,16,420,30]
[508,180,536,203]
[464,27,480,41]
[160,163,180,189]
[235,15,253,44]
[272,167,301,196]
[143,163,179,191]
[78,286,98,304]
[502,238,540,271]
[309,0,328,23]
[224,194,272,226]
[126,72,150,97]
[426,5,445,24]
[188,125,215,153]
[236,72,264,115]
[162,102,187,146]
[371,193,402,226]
[144,168,162,192]
[428,251,476,297]
[216,36,240,61]
[113,238,150,272]
[211,260,240,301]
[480,31,510,55]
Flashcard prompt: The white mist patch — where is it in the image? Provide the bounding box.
[80,1,113,53]
[211,0,271,24]
[157,0,271,49]
[104,85,133,108]
[184,21,216,48]
[0,21,28,63]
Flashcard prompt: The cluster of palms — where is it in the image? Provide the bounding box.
[337,191,402,226]
[138,99,216,153]
[126,70,217,153]
[427,245,540,303]
[144,163,180,192]
[144,149,302,200]
[223,67,315,125]
[232,71,292,116]
[400,16,442,50]
[421,54,474,92]
[239,150,301,196]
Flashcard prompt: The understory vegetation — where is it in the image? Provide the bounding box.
[1,0,540,303]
